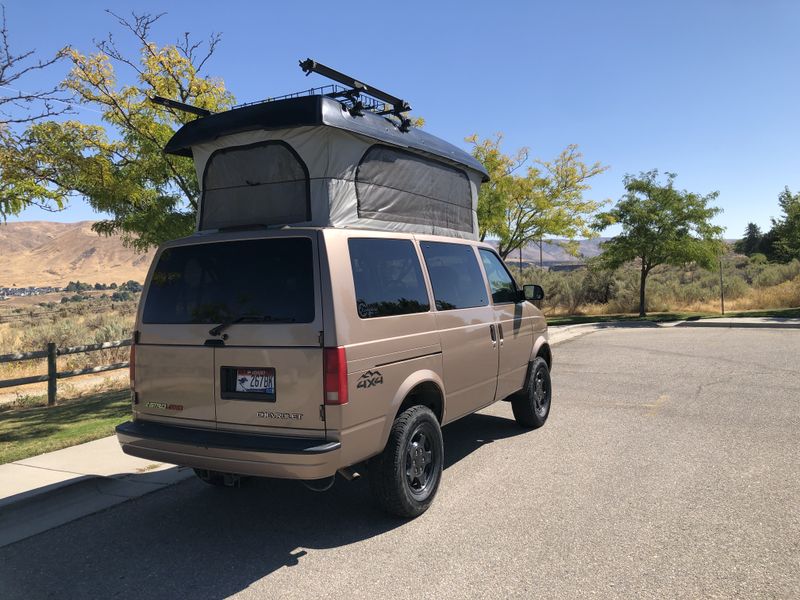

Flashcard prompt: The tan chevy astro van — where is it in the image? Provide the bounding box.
[116,61,552,517]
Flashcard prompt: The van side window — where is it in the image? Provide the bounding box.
[200,141,310,231]
[420,242,488,310]
[348,239,430,318]
[356,145,473,233]
[479,249,518,304]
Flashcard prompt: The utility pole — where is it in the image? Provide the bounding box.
[719,256,725,315]
[539,237,543,269]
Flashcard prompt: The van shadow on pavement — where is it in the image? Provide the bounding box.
[0,412,529,600]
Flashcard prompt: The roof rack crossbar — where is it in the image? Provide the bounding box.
[299,58,411,116]
[150,95,212,117]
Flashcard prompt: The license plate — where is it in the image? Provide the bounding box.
[235,368,276,394]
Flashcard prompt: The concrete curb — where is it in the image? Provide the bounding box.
[547,320,660,346]
[0,436,196,548]
[549,317,800,337]
[0,467,193,548]
[674,320,800,329]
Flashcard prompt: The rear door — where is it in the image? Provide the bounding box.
[135,232,325,432]
[135,242,224,425]
[210,234,325,431]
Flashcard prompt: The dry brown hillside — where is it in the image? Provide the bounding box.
[0,221,154,287]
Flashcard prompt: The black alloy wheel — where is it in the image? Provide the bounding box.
[369,405,444,518]
[512,357,552,429]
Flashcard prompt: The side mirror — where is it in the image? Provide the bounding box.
[523,284,545,302]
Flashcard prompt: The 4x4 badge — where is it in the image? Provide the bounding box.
[357,370,384,389]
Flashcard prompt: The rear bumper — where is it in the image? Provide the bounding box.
[116,420,341,480]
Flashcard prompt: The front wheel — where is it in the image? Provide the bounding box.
[511,357,552,429]
[369,405,443,518]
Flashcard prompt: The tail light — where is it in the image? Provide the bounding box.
[323,346,348,405]
[129,344,136,391]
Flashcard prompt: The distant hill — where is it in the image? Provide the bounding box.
[490,238,608,265]
[0,221,612,287]
[0,221,154,287]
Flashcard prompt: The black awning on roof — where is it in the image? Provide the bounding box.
[163,95,489,181]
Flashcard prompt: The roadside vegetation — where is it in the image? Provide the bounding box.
[0,296,138,405]
[0,389,130,464]
[516,254,800,317]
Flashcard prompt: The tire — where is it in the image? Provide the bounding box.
[511,357,552,429]
[369,405,444,518]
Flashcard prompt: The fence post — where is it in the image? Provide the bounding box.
[47,342,57,406]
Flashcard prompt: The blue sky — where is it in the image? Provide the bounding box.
[5,0,800,237]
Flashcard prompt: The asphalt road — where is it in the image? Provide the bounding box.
[1,327,798,599]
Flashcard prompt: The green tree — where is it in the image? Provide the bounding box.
[734,222,763,256]
[594,170,724,316]
[0,5,69,219]
[768,187,800,262]
[468,134,608,260]
[1,12,234,249]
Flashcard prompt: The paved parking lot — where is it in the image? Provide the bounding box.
[1,327,798,599]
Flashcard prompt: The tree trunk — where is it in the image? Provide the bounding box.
[639,262,647,317]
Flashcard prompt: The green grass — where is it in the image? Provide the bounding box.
[546,306,800,326]
[0,389,130,464]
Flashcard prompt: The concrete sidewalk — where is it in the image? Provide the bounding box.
[0,436,192,547]
[1,315,797,547]
[548,316,800,345]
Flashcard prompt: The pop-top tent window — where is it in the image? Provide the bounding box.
[355,145,473,233]
[200,141,310,230]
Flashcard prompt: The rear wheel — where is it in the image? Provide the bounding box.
[512,357,551,428]
[369,405,443,518]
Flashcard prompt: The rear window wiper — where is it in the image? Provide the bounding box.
[208,314,296,337]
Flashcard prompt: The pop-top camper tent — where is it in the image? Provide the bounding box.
[159,59,489,240]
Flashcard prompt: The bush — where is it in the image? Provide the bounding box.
[582,268,617,304]
[65,281,92,292]
[20,319,90,350]
[758,260,800,288]
[119,280,142,293]
[510,253,800,315]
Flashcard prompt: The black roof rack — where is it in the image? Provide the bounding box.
[298,59,413,132]
[156,60,488,180]
[153,58,415,130]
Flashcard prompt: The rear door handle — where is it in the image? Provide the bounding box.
[498,323,504,346]
[489,324,497,345]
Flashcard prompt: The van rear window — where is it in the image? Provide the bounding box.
[142,238,314,324]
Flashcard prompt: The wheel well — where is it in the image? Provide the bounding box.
[397,381,444,423]
[537,343,552,370]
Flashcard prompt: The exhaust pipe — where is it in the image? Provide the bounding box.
[302,475,336,492]
[337,466,361,481]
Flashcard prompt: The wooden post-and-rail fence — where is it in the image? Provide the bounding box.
[0,339,132,405]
